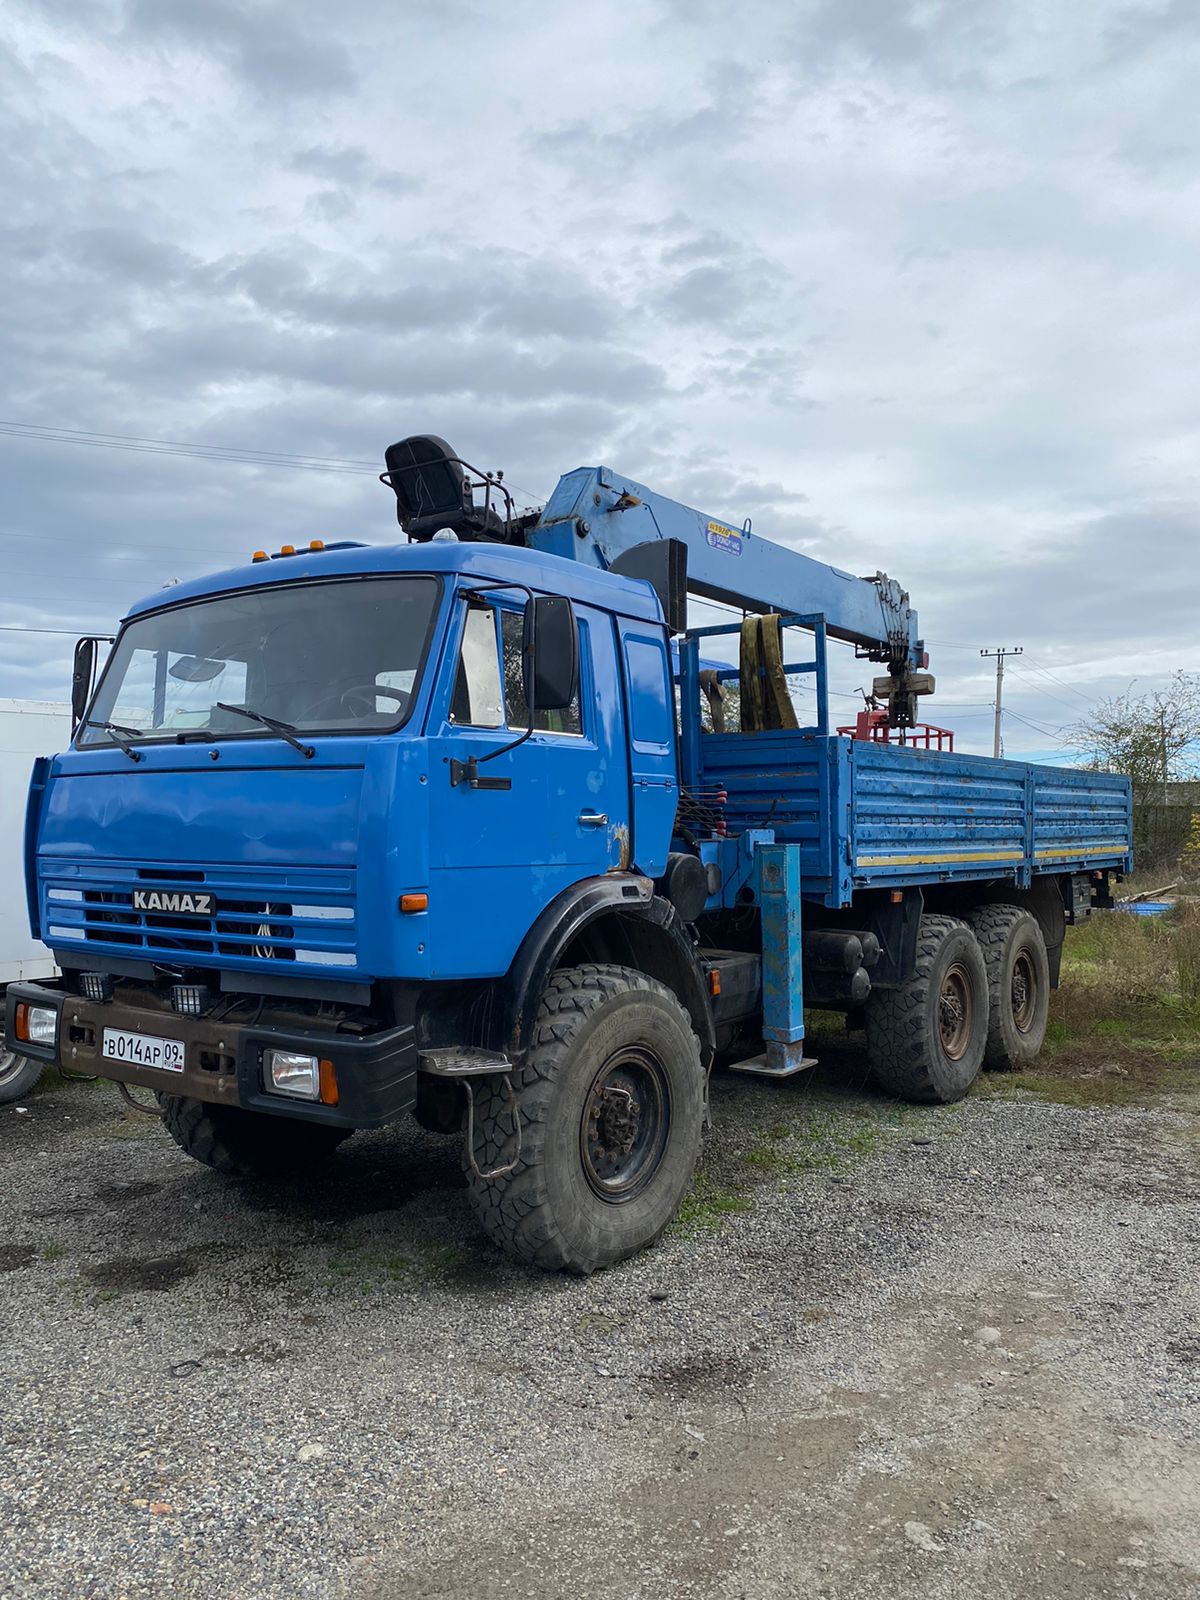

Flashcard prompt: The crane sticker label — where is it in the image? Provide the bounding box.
[705,521,743,556]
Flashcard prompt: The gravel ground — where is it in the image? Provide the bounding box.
[1,1044,1197,1600]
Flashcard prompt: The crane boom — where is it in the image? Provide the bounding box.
[529,465,922,669]
[380,435,929,722]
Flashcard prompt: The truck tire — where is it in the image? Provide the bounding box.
[865,915,989,1104]
[0,1042,45,1105]
[966,904,1050,1070]
[157,1095,351,1179]
[464,964,705,1274]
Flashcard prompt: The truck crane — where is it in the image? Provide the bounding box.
[7,436,1132,1273]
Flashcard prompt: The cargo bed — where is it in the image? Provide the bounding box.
[698,731,1132,907]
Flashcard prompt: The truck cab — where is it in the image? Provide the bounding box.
[8,534,715,1272]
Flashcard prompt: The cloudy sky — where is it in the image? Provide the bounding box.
[3,0,1198,758]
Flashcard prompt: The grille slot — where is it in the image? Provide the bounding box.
[46,861,357,973]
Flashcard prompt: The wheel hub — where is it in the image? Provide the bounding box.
[580,1047,670,1204]
[1011,951,1036,1031]
[937,963,973,1061]
[592,1085,640,1153]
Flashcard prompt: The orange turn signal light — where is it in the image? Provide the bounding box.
[318,1058,339,1106]
[399,892,428,914]
[707,970,721,997]
[890,890,904,903]
[13,1003,30,1042]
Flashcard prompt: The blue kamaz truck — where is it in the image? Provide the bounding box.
[6,437,1132,1272]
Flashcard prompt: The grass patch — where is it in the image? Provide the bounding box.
[324,1239,471,1291]
[672,1100,911,1237]
[327,1249,417,1289]
[976,1064,1199,1109]
[673,1169,753,1234]
[743,1104,910,1178]
[997,903,1200,1105]
[77,1115,163,1141]
[41,1242,68,1262]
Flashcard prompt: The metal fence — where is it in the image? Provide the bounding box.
[1135,803,1198,871]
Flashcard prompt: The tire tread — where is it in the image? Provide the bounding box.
[158,1095,350,1179]
[966,902,1049,1070]
[464,964,701,1274]
[866,914,987,1104]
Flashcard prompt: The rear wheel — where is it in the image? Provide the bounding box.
[0,1041,45,1105]
[966,904,1050,1070]
[865,914,989,1103]
[157,1095,351,1179]
[464,964,705,1274]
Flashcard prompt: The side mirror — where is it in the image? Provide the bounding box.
[524,595,578,712]
[71,637,97,735]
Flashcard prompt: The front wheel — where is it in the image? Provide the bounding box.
[865,915,989,1103]
[464,964,705,1274]
[157,1095,352,1179]
[0,1041,45,1105]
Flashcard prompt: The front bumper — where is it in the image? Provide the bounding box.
[4,980,417,1130]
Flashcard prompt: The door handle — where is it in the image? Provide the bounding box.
[578,811,608,827]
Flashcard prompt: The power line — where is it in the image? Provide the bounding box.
[0,420,548,505]
[0,420,380,467]
[1007,668,1089,717]
[1020,658,1096,704]
[1004,707,1065,739]
[0,422,376,475]
[0,623,101,637]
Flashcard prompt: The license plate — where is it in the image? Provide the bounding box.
[102,1028,186,1072]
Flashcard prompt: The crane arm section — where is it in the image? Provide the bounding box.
[380,438,923,671]
[529,466,922,669]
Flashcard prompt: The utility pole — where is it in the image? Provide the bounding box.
[1160,706,1169,804]
[980,646,1023,758]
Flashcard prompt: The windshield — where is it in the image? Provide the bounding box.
[78,576,440,745]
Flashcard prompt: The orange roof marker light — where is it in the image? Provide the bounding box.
[308,539,325,551]
[279,544,296,556]
[251,550,268,562]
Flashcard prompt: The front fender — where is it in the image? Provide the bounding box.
[500,873,715,1067]
[410,874,715,1070]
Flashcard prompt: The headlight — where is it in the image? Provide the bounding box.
[266,1048,320,1100]
[15,1003,58,1047]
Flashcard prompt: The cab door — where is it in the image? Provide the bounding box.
[424,588,631,978]
[616,617,677,878]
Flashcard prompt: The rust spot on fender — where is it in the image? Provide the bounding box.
[609,822,631,871]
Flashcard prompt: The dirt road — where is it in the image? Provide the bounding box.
[2,1046,1197,1599]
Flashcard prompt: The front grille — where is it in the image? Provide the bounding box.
[42,859,357,972]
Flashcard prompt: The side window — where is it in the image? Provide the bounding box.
[623,636,672,751]
[450,605,504,727]
[501,609,583,736]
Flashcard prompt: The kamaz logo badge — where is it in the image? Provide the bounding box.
[132,889,215,917]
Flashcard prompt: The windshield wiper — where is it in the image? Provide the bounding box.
[84,719,144,763]
[215,702,315,759]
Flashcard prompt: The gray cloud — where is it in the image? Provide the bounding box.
[1,0,1198,761]
[124,0,358,97]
